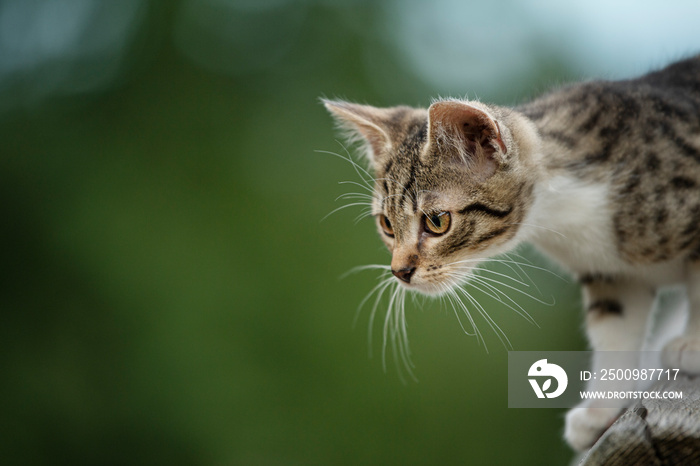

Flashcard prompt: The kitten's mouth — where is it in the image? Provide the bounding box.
[390,263,470,296]
[393,276,450,296]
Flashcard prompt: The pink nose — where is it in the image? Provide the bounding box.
[392,266,416,283]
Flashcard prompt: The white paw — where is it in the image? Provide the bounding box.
[564,405,620,451]
[662,336,700,374]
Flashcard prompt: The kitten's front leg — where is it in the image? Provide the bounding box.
[564,276,654,451]
[663,261,700,373]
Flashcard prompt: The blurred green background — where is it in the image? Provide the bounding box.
[2,1,699,465]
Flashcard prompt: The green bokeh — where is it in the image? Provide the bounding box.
[0,1,589,464]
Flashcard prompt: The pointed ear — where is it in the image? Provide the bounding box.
[426,100,507,179]
[323,99,394,167]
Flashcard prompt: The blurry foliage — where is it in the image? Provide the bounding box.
[0,1,587,464]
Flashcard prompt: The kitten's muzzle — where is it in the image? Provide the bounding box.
[392,266,416,284]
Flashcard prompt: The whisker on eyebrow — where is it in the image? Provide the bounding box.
[381,193,405,204]
[338,181,375,194]
[335,192,374,202]
[321,202,373,222]
[354,209,374,224]
[418,207,434,226]
[315,146,375,189]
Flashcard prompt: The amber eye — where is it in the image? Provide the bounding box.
[425,212,451,235]
[378,215,394,237]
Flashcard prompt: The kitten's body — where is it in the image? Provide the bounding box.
[325,55,700,451]
[521,59,700,274]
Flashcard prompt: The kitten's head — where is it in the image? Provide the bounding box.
[325,98,540,295]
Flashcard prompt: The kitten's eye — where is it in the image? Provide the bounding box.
[425,212,451,235]
[379,215,394,237]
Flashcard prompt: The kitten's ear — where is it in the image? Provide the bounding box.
[426,100,507,179]
[323,99,394,167]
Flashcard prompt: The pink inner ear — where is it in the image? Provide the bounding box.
[429,101,506,156]
[494,121,507,154]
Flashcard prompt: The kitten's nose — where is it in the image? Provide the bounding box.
[392,266,416,283]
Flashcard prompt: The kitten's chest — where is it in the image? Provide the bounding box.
[522,175,688,286]
[524,176,625,274]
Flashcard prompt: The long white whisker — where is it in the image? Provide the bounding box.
[501,251,542,295]
[445,257,565,280]
[338,180,375,194]
[335,193,373,202]
[394,288,417,383]
[444,270,513,306]
[489,258,529,289]
[315,146,374,189]
[471,265,531,288]
[336,141,378,187]
[456,286,512,350]
[440,285,467,335]
[397,289,410,365]
[457,271,542,320]
[446,287,485,350]
[353,274,392,327]
[418,206,437,228]
[442,261,554,306]
[470,274,555,306]
[354,209,374,223]
[382,283,402,372]
[342,264,391,279]
[366,278,395,358]
[443,263,541,327]
[335,189,374,199]
[380,192,405,204]
[454,273,540,328]
[321,202,374,222]
[507,222,567,238]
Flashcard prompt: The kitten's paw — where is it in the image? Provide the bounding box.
[662,337,700,374]
[564,406,620,451]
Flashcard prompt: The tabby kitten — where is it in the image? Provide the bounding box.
[324,54,700,451]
